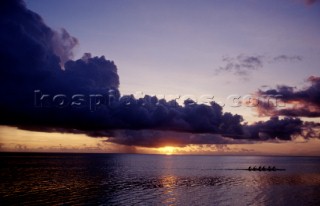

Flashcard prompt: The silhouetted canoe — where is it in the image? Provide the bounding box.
[247,166,286,171]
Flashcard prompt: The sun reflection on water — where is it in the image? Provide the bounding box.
[160,175,178,205]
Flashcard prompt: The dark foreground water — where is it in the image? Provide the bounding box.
[1,153,320,206]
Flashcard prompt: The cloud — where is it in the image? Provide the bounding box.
[303,0,319,5]
[0,1,246,141]
[0,0,318,149]
[52,28,79,67]
[244,116,303,141]
[256,76,320,118]
[302,121,320,139]
[0,0,120,128]
[99,130,251,148]
[216,55,263,77]
[272,55,302,62]
[216,54,302,79]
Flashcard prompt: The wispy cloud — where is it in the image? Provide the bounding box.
[215,54,303,80]
[272,55,302,62]
[215,55,263,77]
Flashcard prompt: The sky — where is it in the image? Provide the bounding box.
[24,0,320,120]
[0,0,320,155]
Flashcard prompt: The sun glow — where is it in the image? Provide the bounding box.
[160,146,175,155]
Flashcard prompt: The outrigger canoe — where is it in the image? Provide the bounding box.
[247,166,286,171]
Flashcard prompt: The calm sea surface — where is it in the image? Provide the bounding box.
[1,153,320,205]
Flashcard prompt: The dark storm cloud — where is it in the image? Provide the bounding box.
[0,0,317,148]
[98,130,251,148]
[0,0,119,127]
[257,76,320,118]
[244,116,303,141]
[0,0,246,140]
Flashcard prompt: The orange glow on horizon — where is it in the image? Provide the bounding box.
[1,126,320,156]
[159,146,176,155]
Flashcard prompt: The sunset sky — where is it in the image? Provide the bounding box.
[0,0,320,155]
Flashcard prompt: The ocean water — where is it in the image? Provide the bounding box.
[1,153,320,206]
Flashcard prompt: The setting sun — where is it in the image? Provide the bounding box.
[160,146,175,155]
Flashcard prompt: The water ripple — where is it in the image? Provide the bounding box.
[1,154,320,205]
